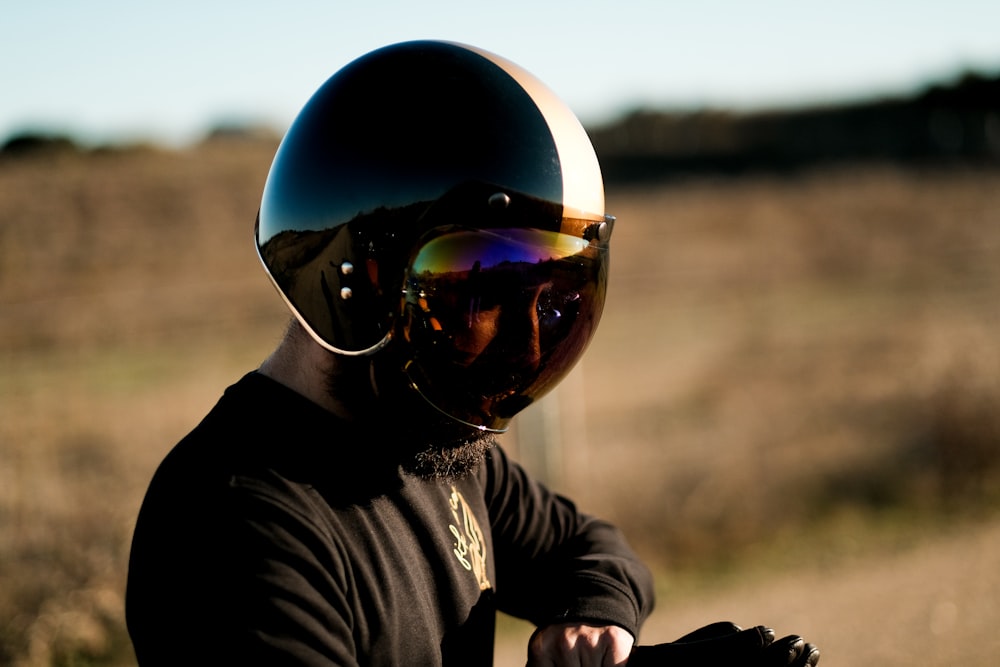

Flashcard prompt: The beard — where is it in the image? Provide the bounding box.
[323,352,498,481]
[402,429,498,481]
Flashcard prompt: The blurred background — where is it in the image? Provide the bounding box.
[2,2,999,665]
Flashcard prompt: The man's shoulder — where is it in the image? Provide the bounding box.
[140,372,294,492]
[168,370,324,458]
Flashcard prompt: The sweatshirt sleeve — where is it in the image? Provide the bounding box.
[127,459,362,667]
[479,446,655,637]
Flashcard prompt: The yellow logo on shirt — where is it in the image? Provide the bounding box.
[448,487,492,591]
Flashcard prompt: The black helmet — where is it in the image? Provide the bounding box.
[256,40,614,432]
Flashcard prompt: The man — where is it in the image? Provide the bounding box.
[126,41,819,666]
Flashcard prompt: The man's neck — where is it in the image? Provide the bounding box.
[258,321,348,417]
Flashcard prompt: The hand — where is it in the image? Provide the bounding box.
[527,622,635,667]
[628,621,820,666]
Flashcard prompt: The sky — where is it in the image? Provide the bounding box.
[4,0,1000,147]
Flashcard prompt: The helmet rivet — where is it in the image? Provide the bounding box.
[597,221,610,243]
[340,287,353,300]
[340,261,354,275]
[488,192,511,209]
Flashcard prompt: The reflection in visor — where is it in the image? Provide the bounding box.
[401,226,609,432]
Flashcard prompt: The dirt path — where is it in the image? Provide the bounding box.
[495,515,1000,666]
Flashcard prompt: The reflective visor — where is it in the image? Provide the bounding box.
[400,222,611,431]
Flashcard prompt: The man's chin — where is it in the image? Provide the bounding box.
[354,353,500,479]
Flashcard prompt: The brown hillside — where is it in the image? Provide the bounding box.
[1,141,998,665]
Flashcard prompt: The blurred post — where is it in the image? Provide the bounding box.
[510,363,589,491]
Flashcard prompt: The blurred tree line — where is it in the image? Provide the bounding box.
[4,68,999,183]
[590,69,1000,183]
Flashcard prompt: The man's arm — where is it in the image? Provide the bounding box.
[127,455,361,667]
[479,446,655,660]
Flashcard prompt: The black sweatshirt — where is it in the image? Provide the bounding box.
[126,372,654,666]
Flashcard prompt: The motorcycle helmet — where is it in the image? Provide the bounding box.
[256,40,614,432]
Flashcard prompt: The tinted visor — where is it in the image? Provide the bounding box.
[400,220,611,431]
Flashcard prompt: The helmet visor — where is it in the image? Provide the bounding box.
[400,220,611,431]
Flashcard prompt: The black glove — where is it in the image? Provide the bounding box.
[629,621,820,666]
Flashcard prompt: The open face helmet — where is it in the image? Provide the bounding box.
[256,40,614,432]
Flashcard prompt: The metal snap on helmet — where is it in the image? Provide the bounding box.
[256,40,614,431]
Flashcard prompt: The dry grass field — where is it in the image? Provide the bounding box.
[1,139,998,666]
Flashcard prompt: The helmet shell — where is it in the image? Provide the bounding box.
[256,40,606,354]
